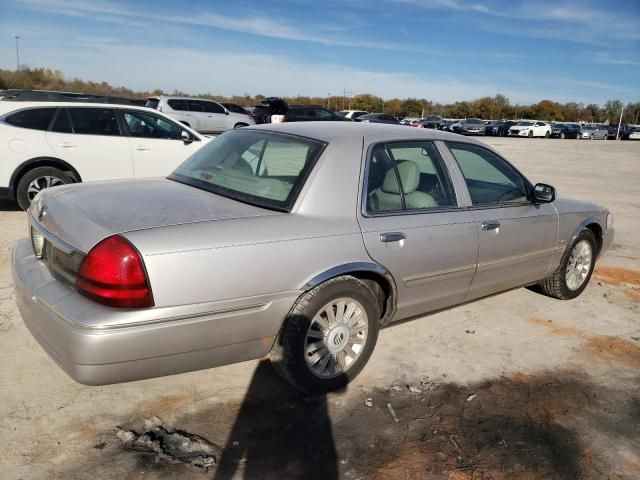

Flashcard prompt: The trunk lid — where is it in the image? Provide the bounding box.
[32,178,279,253]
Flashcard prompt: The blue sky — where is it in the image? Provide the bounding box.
[1,0,639,104]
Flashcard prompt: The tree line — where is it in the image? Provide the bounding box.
[1,67,638,124]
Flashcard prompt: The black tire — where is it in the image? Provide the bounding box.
[233,123,248,129]
[545,131,550,138]
[528,130,533,138]
[270,275,380,394]
[537,229,597,300]
[589,134,594,140]
[560,132,565,139]
[16,166,74,210]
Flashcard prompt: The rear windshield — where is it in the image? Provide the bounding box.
[145,98,160,110]
[170,130,326,211]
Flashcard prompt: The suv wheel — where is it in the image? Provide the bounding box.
[16,166,74,210]
[537,229,596,300]
[270,276,380,394]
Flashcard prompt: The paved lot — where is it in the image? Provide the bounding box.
[0,138,638,479]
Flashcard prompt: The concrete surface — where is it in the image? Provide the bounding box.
[0,138,638,479]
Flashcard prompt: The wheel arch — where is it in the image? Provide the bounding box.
[9,157,82,198]
[301,262,397,325]
[567,216,604,258]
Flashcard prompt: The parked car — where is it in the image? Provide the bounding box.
[251,97,289,124]
[399,117,421,126]
[336,110,369,120]
[12,122,613,393]
[145,96,254,133]
[509,121,551,138]
[285,105,350,122]
[484,120,516,137]
[550,123,581,139]
[628,127,640,140]
[421,115,444,129]
[440,120,459,132]
[0,101,205,210]
[617,124,634,140]
[578,125,608,140]
[221,102,251,115]
[355,113,399,124]
[458,118,485,135]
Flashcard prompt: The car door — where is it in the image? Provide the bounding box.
[358,139,479,320]
[202,100,229,131]
[45,107,133,182]
[120,109,202,178]
[185,100,210,133]
[444,141,558,300]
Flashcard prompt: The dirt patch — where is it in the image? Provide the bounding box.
[594,266,640,287]
[528,317,580,337]
[583,336,640,370]
[136,393,195,418]
[624,288,640,302]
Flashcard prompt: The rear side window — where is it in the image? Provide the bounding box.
[5,108,56,130]
[203,101,225,114]
[167,99,187,111]
[67,108,120,136]
[51,109,73,133]
[366,141,456,213]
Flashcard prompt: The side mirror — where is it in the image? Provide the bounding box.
[533,183,555,203]
[181,130,193,144]
[224,109,230,115]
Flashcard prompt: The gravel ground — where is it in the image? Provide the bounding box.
[0,137,638,480]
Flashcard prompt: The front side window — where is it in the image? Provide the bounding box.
[5,107,56,130]
[203,101,225,114]
[447,142,529,205]
[366,141,456,214]
[316,109,333,119]
[170,130,325,210]
[67,108,120,136]
[123,110,184,140]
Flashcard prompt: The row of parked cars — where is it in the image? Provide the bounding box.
[0,89,638,211]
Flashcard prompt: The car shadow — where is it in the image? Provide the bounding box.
[0,198,20,211]
[212,360,339,480]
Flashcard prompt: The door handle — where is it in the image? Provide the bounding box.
[480,220,501,231]
[135,146,151,151]
[57,142,77,148]
[380,232,406,243]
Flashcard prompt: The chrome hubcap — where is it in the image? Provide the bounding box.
[304,298,368,379]
[566,240,592,291]
[27,176,64,200]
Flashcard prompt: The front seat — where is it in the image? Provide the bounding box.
[368,160,436,210]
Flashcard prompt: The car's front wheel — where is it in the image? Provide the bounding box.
[270,276,380,394]
[16,166,74,210]
[560,132,566,139]
[537,229,596,300]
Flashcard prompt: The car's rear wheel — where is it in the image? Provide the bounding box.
[536,229,596,300]
[16,166,74,210]
[270,275,380,394]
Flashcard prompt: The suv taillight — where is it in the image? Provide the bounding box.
[77,235,153,308]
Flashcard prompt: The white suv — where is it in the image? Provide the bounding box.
[0,101,206,209]
[145,96,255,133]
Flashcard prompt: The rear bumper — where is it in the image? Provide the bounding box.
[12,238,298,385]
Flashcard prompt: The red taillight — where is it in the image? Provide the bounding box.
[77,235,153,309]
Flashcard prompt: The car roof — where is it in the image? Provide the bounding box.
[245,121,486,145]
[0,101,158,112]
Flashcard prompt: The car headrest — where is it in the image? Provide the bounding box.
[382,160,420,194]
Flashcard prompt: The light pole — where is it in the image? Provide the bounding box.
[327,92,331,109]
[14,34,20,71]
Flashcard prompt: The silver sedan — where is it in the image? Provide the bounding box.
[12,123,614,393]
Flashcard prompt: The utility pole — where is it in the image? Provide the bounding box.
[327,92,331,109]
[341,88,352,110]
[14,34,20,71]
[514,105,518,120]
[616,106,624,140]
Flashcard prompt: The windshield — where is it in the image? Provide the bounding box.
[170,130,326,211]
[517,121,534,126]
[465,118,483,124]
